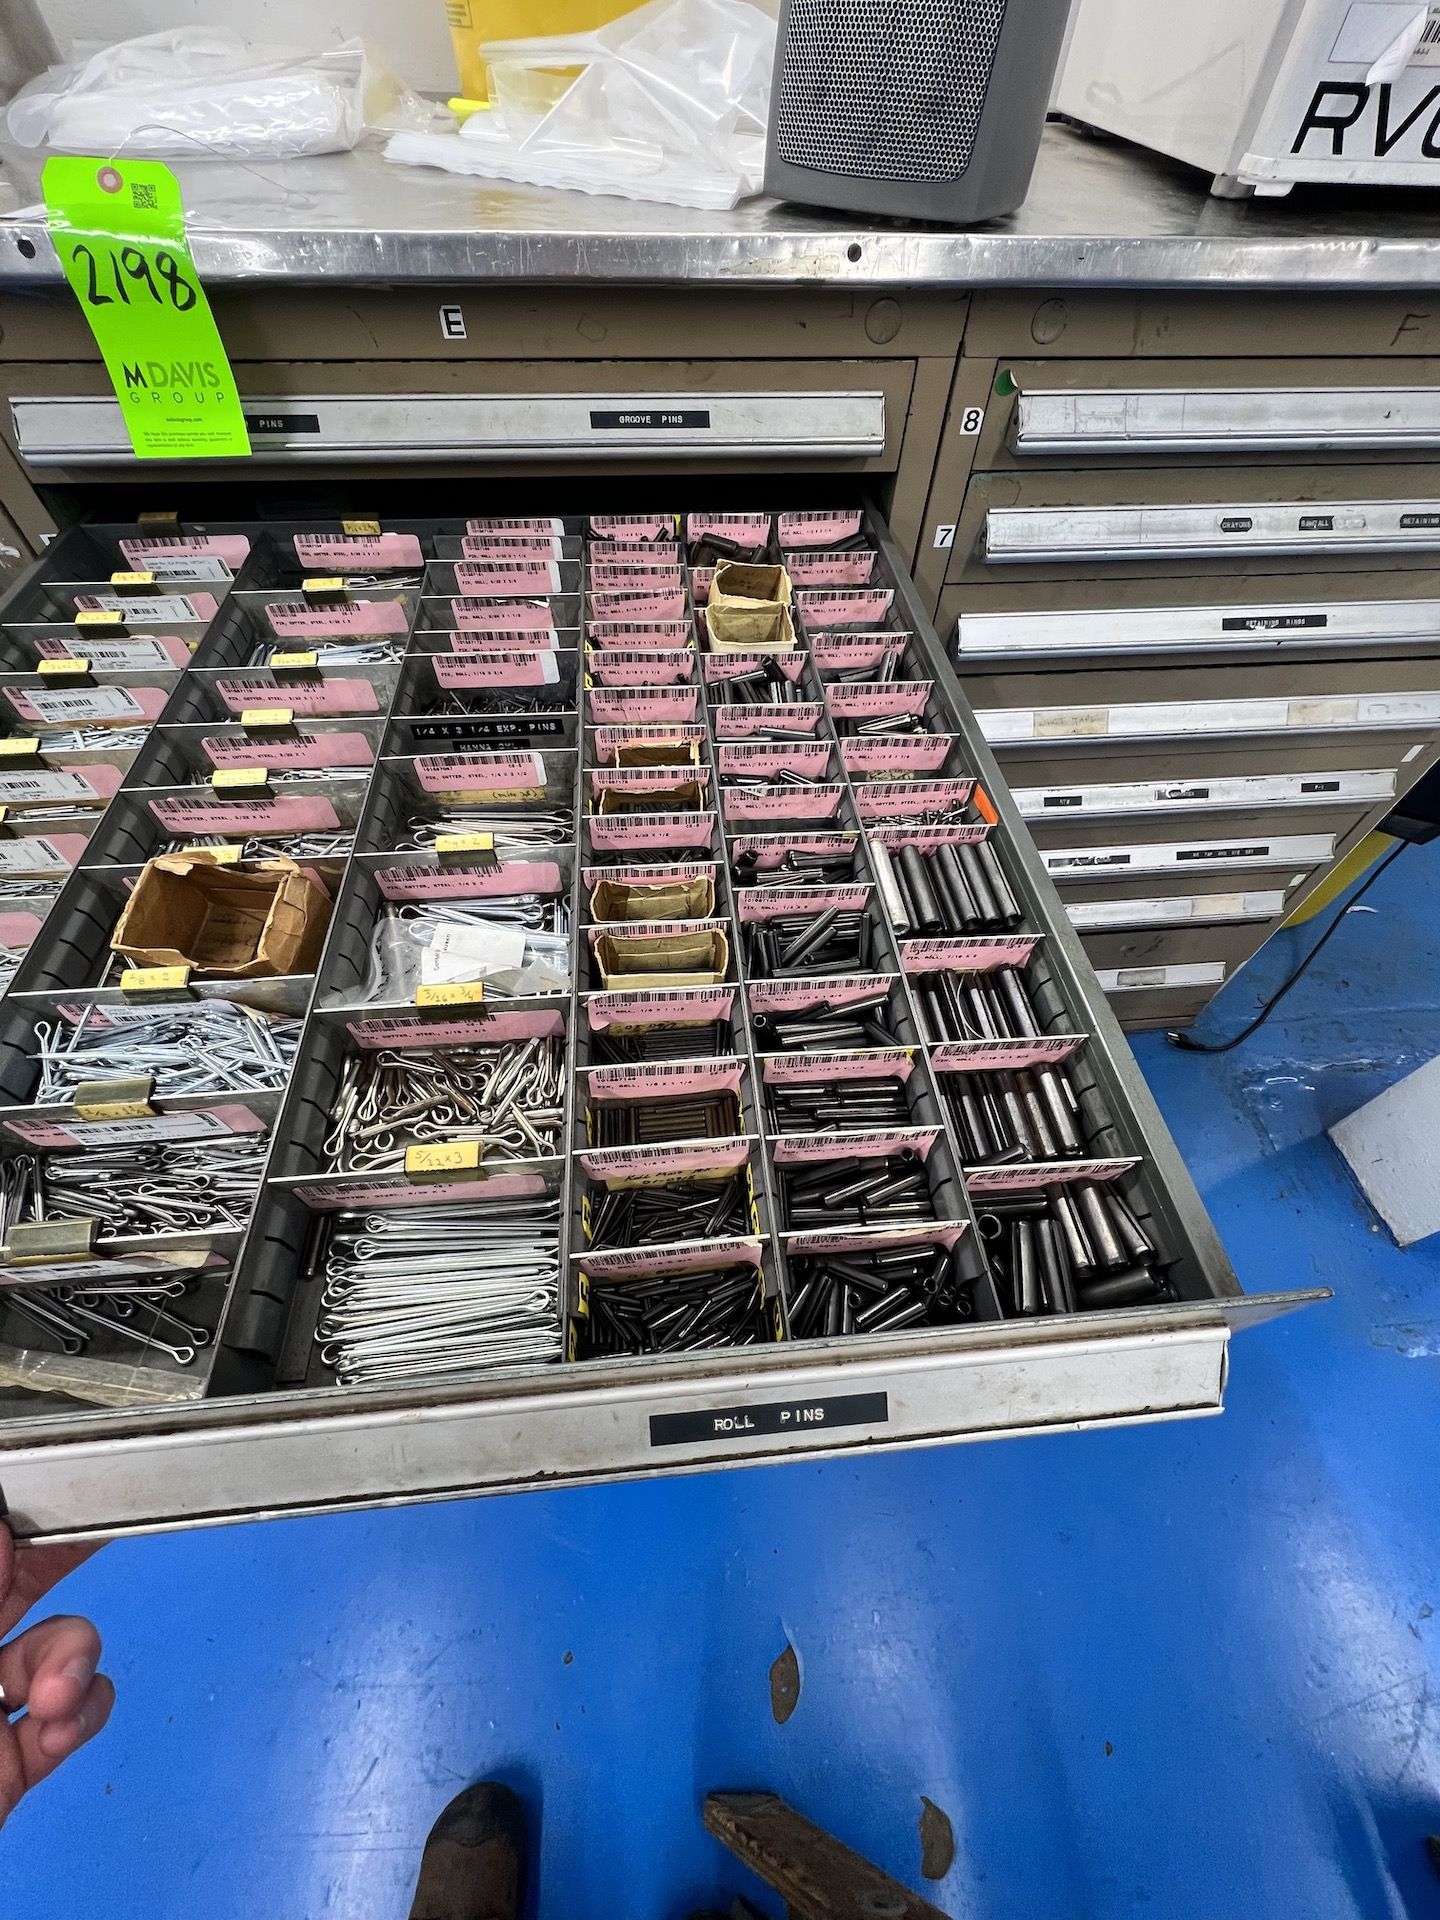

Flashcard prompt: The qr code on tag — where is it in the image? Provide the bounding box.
[131,182,158,209]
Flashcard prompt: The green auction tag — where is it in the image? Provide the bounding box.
[42,157,250,461]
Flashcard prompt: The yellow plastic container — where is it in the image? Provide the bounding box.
[442,1,631,102]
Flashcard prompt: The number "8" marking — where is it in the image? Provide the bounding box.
[960,406,985,435]
[156,250,197,311]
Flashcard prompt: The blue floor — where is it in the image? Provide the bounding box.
[7,847,1440,1919]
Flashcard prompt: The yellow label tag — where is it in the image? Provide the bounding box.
[239,707,295,729]
[211,767,268,791]
[4,1220,99,1266]
[405,1140,483,1176]
[75,610,123,628]
[37,657,89,677]
[270,651,319,671]
[109,570,155,588]
[120,964,192,996]
[576,1270,591,1316]
[75,1098,153,1121]
[342,518,381,536]
[137,509,179,528]
[0,739,40,760]
[203,845,242,865]
[301,577,345,595]
[415,982,486,1008]
[434,832,495,855]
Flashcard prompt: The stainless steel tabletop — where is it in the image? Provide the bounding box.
[4,121,1440,291]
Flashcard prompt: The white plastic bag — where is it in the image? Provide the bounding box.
[386,0,774,210]
[6,28,369,160]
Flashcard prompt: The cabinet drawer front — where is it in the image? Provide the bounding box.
[1095,959,1227,993]
[946,466,1440,586]
[963,355,1440,473]
[955,596,1440,666]
[1067,887,1291,933]
[1040,830,1337,881]
[1013,386,1440,458]
[986,499,1440,565]
[1013,766,1395,823]
[13,390,888,468]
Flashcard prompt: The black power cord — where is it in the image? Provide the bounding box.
[1166,840,1410,1056]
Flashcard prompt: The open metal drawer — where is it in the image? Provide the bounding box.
[0,511,1322,1542]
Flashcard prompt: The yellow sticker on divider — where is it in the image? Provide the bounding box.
[202,845,243,864]
[75,610,123,628]
[434,832,495,855]
[211,767,268,790]
[405,1141,483,1176]
[239,708,295,729]
[0,739,40,760]
[270,651,319,671]
[342,519,381,536]
[415,982,486,1008]
[74,1074,155,1120]
[42,158,250,461]
[37,657,89,677]
[301,578,345,596]
[110,571,155,588]
[120,964,192,996]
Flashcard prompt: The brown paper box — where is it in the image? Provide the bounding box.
[589,875,716,923]
[706,560,798,654]
[597,777,705,816]
[710,561,792,606]
[594,927,729,990]
[614,741,700,769]
[111,854,332,978]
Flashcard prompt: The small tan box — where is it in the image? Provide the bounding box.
[706,560,797,653]
[589,875,716,923]
[593,928,729,989]
[111,854,332,979]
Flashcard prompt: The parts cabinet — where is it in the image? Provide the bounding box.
[918,293,1440,1028]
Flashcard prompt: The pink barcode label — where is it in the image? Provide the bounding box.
[267,601,408,638]
[449,598,557,633]
[900,935,1040,972]
[373,860,562,902]
[215,676,379,716]
[778,511,863,547]
[455,562,562,596]
[294,532,423,568]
